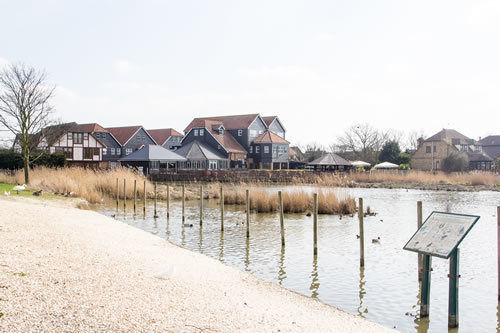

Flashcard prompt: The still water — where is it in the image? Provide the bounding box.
[96,187,500,332]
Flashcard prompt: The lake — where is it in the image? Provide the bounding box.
[95,186,500,332]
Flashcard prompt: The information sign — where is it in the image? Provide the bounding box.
[404,211,479,259]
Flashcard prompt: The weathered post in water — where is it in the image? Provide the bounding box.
[421,254,432,317]
[166,185,170,218]
[143,180,146,214]
[358,198,365,267]
[278,191,285,247]
[313,193,318,256]
[182,184,185,222]
[116,178,119,208]
[154,182,158,218]
[133,180,137,212]
[220,186,224,232]
[498,206,500,302]
[123,179,126,209]
[246,189,250,239]
[417,201,423,281]
[200,185,203,224]
[448,248,460,328]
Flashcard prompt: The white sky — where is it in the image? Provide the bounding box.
[1,0,499,147]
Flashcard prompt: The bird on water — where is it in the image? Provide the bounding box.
[12,184,26,194]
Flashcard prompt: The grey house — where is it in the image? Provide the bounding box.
[175,140,228,170]
[80,123,122,166]
[119,145,186,175]
[262,116,286,139]
[147,128,183,150]
[106,126,156,158]
[249,131,290,169]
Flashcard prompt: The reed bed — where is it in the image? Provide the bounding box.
[223,187,355,215]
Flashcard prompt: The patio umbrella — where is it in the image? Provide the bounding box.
[374,161,399,169]
[351,160,371,167]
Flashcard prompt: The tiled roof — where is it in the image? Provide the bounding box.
[147,128,182,145]
[119,145,186,162]
[211,131,247,154]
[308,153,351,166]
[176,140,226,160]
[184,114,259,132]
[467,151,493,162]
[79,123,107,133]
[479,135,500,146]
[105,126,142,145]
[262,116,277,127]
[253,131,289,144]
[425,129,473,144]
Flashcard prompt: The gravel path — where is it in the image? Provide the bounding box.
[0,197,395,332]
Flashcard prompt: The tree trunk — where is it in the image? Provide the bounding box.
[23,143,29,184]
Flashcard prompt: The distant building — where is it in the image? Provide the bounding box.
[146,128,183,151]
[308,153,352,171]
[479,136,500,170]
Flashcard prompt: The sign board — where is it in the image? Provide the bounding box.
[404,211,479,259]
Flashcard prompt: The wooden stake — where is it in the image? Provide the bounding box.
[246,189,250,238]
[421,254,432,317]
[133,180,137,212]
[200,185,203,225]
[154,182,158,218]
[166,184,170,218]
[448,248,459,328]
[220,186,224,232]
[358,198,365,267]
[143,180,146,214]
[417,201,423,281]
[278,191,285,247]
[115,178,119,208]
[313,193,318,256]
[123,179,126,200]
[182,184,185,222]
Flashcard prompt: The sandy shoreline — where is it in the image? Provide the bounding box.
[0,196,395,332]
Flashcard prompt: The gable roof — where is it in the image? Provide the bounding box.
[425,129,473,144]
[147,128,183,145]
[79,123,107,133]
[105,126,146,145]
[308,153,351,166]
[210,130,247,154]
[118,145,186,162]
[184,114,260,133]
[262,116,277,127]
[175,140,226,160]
[253,131,289,144]
[479,135,500,146]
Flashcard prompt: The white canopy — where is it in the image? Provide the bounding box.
[374,161,399,169]
[351,160,371,167]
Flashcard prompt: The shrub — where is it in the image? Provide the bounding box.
[0,149,23,170]
[442,152,469,172]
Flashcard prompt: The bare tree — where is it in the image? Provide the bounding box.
[336,123,389,164]
[405,130,426,152]
[0,63,55,184]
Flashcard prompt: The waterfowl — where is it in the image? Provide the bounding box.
[356,234,360,239]
[372,237,381,243]
[32,190,42,196]
[183,223,194,227]
[3,191,10,196]
[12,184,26,194]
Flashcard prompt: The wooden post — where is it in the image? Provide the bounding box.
[278,191,285,247]
[115,178,119,208]
[200,185,203,225]
[182,184,185,222]
[498,206,500,302]
[417,201,423,281]
[123,179,126,200]
[313,193,318,256]
[154,182,158,218]
[246,189,250,238]
[133,180,137,212]
[420,254,432,317]
[143,180,146,214]
[166,185,170,218]
[448,248,459,328]
[358,198,365,267]
[220,186,224,232]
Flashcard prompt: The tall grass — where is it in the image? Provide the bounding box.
[223,188,355,215]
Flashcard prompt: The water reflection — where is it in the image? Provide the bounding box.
[358,266,366,318]
[166,216,170,239]
[310,255,319,298]
[278,246,286,286]
[219,232,224,263]
[181,223,186,247]
[245,238,250,272]
[199,225,203,254]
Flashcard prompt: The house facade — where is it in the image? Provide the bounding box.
[147,128,183,150]
[249,131,290,169]
[80,123,121,167]
[411,129,492,171]
[479,136,500,170]
[105,126,156,159]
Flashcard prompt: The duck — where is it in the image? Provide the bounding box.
[12,184,26,194]
[3,191,10,196]
[32,190,42,196]
[183,223,194,227]
[372,237,381,244]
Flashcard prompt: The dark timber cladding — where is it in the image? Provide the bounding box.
[249,130,290,169]
[147,128,183,150]
[175,140,228,170]
[106,125,156,159]
[308,153,352,171]
[118,144,186,175]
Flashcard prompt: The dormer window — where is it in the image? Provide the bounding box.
[194,129,199,136]
[199,129,204,136]
[219,128,224,136]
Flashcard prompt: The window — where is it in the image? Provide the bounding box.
[255,146,260,153]
[425,146,431,153]
[151,161,159,170]
[83,133,89,141]
[250,130,257,137]
[74,133,83,144]
[264,146,269,154]
[117,148,121,155]
[249,146,253,153]
[219,127,224,136]
[277,132,284,138]
[103,148,107,155]
[126,148,132,155]
[84,148,93,159]
[217,145,221,150]
[258,130,263,134]
[67,132,73,141]
[111,148,116,155]
[111,162,116,169]
[63,147,73,159]
[194,129,199,136]
[199,129,204,136]
[238,129,243,136]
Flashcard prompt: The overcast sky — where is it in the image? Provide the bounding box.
[1,0,499,147]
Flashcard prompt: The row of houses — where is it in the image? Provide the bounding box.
[15,114,296,174]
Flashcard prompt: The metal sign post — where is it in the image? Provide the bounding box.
[404,211,479,328]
